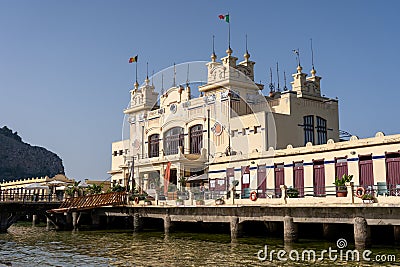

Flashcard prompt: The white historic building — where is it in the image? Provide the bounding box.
[109,46,400,200]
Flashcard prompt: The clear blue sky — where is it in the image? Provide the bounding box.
[1,0,399,181]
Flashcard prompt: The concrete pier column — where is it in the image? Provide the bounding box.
[133,213,142,232]
[164,215,172,234]
[322,223,336,240]
[91,213,101,229]
[283,216,298,243]
[394,226,400,244]
[32,214,39,227]
[72,212,78,230]
[46,217,52,230]
[354,217,370,249]
[230,216,241,241]
[65,212,72,227]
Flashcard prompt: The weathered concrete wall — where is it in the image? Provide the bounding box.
[120,206,400,226]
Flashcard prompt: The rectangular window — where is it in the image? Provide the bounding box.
[303,115,314,145]
[335,157,348,180]
[274,163,285,197]
[293,162,304,197]
[190,125,203,154]
[316,116,327,145]
[148,134,160,158]
[241,166,250,198]
[385,152,400,195]
[313,160,326,196]
[254,126,261,134]
[257,164,266,198]
[359,155,374,189]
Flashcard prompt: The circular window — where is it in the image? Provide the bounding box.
[170,104,177,113]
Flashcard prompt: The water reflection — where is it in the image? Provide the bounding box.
[0,224,398,266]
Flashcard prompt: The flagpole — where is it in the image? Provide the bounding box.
[228,13,231,49]
[135,61,138,84]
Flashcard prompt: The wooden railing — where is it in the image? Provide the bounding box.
[48,192,127,213]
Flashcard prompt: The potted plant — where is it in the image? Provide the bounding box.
[333,174,353,197]
[361,193,375,204]
[287,187,299,198]
[195,199,205,205]
[215,197,224,205]
[176,198,184,206]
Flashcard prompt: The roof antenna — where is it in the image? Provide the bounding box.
[283,70,288,91]
[310,38,315,70]
[161,73,164,95]
[212,35,215,55]
[146,62,149,80]
[310,38,317,76]
[269,67,275,93]
[186,64,190,87]
[172,62,176,87]
[211,35,217,62]
[292,49,301,67]
[276,62,280,91]
[245,34,248,54]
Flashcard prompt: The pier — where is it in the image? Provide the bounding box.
[42,186,400,249]
[1,186,400,249]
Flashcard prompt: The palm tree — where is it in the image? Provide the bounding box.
[87,184,103,194]
[65,181,82,197]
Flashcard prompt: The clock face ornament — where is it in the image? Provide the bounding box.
[170,103,177,113]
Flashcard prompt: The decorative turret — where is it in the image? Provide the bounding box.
[206,35,222,82]
[221,47,238,68]
[290,64,322,98]
[306,67,322,96]
[237,36,255,81]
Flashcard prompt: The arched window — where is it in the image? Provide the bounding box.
[148,134,159,158]
[190,124,203,154]
[164,127,184,155]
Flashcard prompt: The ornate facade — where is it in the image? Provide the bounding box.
[109,43,400,201]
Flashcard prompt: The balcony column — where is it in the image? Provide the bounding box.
[177,163,182,191]
[143,174,149,191]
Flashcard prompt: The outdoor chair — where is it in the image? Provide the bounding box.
[395,185,400,196]
[377,182,388,196]
[242,188,250,199]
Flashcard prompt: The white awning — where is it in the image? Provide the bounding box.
[187,173,208,182]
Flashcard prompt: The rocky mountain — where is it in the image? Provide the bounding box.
[0,126,65,181]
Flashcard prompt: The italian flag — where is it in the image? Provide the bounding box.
[218,14,229,23]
